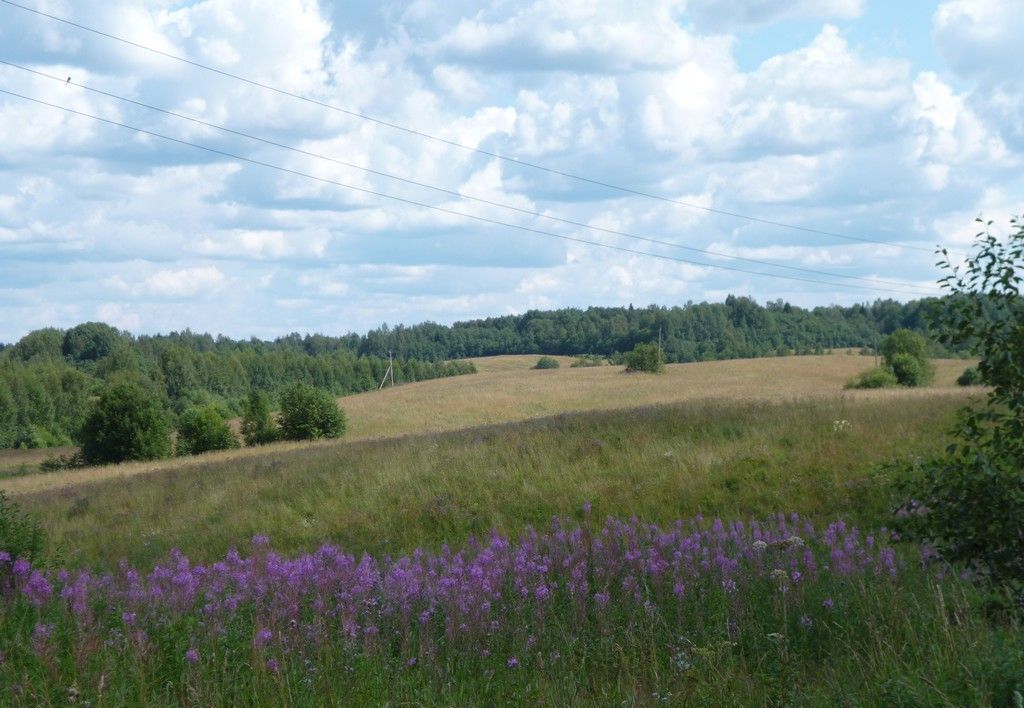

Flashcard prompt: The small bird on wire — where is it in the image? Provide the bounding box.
[65,76,71,85]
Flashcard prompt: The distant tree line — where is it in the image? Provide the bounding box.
[0,322,474,450]
[0,295,977,450]
[353,296,968,362]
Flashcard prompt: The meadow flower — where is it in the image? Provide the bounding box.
[185,648,200,664]
[799,615,813,628]
[507,656,519,668]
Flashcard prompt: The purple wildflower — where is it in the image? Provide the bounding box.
[185,648,200,664]
[507,656,519,668]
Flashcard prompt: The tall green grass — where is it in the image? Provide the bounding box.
[21,394,962,568]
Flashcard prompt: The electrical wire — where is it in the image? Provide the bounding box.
[0,59,940,295]
[0,87,936,297]
[0,0,956,256]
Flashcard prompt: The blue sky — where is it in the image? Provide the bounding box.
[1,0,1022,342]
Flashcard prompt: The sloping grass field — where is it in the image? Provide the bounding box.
[0,353,969,495]
[2,355,1021,705]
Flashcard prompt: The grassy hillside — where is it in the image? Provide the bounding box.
[0,353,972,494]
[16,391,972,570]
[2,355,1019,706]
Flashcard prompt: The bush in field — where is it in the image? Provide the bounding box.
[176,404,238,456]
[957,366,982,386]
[895,217,1024,593]
[625,343,664,373]
[889,352,931,387]
[881,329,934,386]
[0,491,45,567]
[533,356,560,370]
[845,366,898,389]
[241,390,280,446]
[570,355,605,368]
[79,381,171,464]
[278,383,346,441]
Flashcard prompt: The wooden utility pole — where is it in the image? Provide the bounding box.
[378,351,395,390]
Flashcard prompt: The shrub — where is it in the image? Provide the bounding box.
[845,367,898,389]
[881,329,934,385]
[624,343,664,373]
[241,391,280,446]
[957,366,982,386]
[39,451,85,472]
[889,352,932,387]
[0,490,45,567]
[79,381,171,464]
[176,404,239,456]
[895,216,1024,592]
[278,383,346,441]
[533,356,560,370]
[570,355,604,368]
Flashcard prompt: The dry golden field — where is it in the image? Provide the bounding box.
[0,353,976,496]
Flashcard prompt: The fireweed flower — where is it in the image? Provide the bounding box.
[2,513,916,671]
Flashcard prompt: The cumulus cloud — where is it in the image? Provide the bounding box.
[0,0,1021,342]
[143,266,227,297]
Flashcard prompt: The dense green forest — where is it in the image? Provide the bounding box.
[0,296,964,450]
[0,323,475,450]
[354,295,957,361]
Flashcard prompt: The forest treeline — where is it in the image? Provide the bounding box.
[354,295,961,361]
[0,295,966,450]
[0,323,475,450]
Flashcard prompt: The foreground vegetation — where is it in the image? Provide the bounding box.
[3,511,1020,706]
[0,393,1021,704]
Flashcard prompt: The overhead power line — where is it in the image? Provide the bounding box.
[0,87,934,297]
[0,60,939,295]
[0,0,955,256]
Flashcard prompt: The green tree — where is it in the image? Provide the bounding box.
[625,343,664,373]
[62,322,122,365]
[80,381,171,464]
[176,404,238,456]
[880,329,934,385]
[895,217,1024,591]
[10,328,63,361]
[278,383,346,441]
[241,391,280,446]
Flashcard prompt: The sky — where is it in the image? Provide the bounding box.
[1,0,1022,342]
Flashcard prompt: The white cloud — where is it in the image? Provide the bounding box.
[903,71,1013,190]
[143,266,227,297]
[0,0,1021,343]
